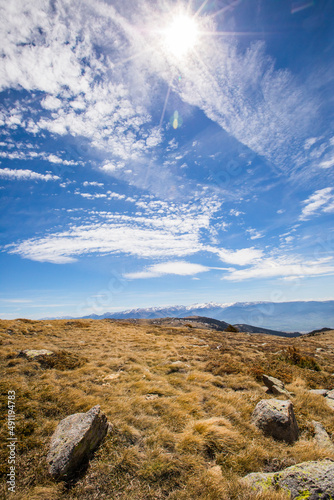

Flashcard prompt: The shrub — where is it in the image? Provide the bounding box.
[224,324,239,333]
[38,350,87,370]
[282,346,321,371]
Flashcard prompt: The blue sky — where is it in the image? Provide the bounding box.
[0,0,334,319]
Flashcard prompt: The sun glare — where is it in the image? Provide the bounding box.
[163,15,199,57]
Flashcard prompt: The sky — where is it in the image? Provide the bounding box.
[0,0,334,319]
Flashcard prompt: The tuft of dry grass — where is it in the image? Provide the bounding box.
[0,319,333,499]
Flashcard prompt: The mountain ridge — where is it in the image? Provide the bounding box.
[46,300,334,333]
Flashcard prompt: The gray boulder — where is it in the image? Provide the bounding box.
[312,421,334,451]
[252,399,299,443]
[47,405,109,479]
[244,460,334,499]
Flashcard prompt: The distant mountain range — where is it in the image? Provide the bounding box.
[111,315,300,337]
[75,300,334,333]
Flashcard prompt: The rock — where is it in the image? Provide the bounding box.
[327,389,334,400]
[47,405,109,479]
[103,373,120,381]
[326,398,334,411]
[262,374,285,391]
[267,385,291,397]
[252,399,299,443]
[312,421,334,450]
[262,374,291,396]
[18,349,54,360]
[145,394,159,400]
[208,465,223,480]
[243,471,275,492]
[167,361,190,373]
[243,460,334,499]
[309,389,328,397]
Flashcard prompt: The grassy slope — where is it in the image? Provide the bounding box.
[1,319,334,500]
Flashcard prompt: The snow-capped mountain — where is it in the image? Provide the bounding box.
[79,300,334,332]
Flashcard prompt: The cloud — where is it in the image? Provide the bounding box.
[0,147,81,165]
[124,261,210,279]
[299,187,334,220]
[83,181,104,187]
[319,156,334,169]
[0,168,60,181]
[223,255,334,281]
[0,0,162,170]
[229,209,244,217]
[7,219,202,264]
[149,34,318,176]
[75,192,107,199]
[6,198,262,266]
[246,228,264,240]
[213,247,263,266]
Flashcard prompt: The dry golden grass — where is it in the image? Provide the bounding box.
[0,319,334,499]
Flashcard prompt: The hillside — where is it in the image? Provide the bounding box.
[113,316,300,337]
[1,319,334,499]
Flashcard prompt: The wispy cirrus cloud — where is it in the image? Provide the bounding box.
[6,198,262,266]
[0,0,162,171]
[124,261,211,279]
[0,145,81,166]
[299,187,334,220]
[246,228,264,240]
[223,255,334,281]
[0,168,60,181]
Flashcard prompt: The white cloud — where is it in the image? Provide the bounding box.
[0,147,80,165]
[41,96,62,110]
[319,157,334,169]
[100,162,122,173]
[0,168,60,181]
[229,209,244,217]
[7,198,261,266]
[83,181,104,187]
[7,219,202,263]
[223,255,334,281]
[299,187,334,220]
[0,0,162,169]
[213,247,263,266]
[75,192,107,199]
[124,261,210,279]
[246,228,264,240]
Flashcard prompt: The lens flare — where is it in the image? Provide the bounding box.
[164,15,199,57]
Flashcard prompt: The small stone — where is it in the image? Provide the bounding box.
[18,349,54,360]
[262,375,291,396]
[47,405,109,480]
[252,399,299,443]
[145,394,159,400]
[327,389,334,400]
[103,373,120,381]
[267,385,291,397]
[208,465,223,479]
[262,375,285,391]
[309,389,328,397]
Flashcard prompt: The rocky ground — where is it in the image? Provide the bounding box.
[0,318,334,499]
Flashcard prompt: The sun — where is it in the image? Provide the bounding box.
[163,15,199,58]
